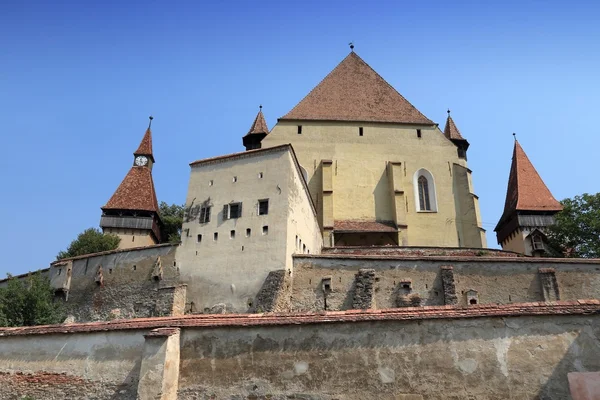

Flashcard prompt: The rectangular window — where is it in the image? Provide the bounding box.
[197,234,202,243]
[416,129,422,138]
[223,203,242,219]
[258,199,269,215]
[359,127,363,136]
[230,230,235,239]
[213,232,218,241]
[199,206,211,223]
[246,228,251,237]
[297,125,302,134]
[262,226,269,235]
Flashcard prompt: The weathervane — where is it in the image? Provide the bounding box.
[447,109,451,116]
[513,132,517,141]
[349,42,354,51]
[148,115,153,129]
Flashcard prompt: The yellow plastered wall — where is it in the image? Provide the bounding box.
[103,228,156,250]
[262,121,487,247]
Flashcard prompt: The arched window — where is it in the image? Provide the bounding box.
[413,169,438,212]
[418,176,431,211]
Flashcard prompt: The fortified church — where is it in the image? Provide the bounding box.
[1,50,599,400]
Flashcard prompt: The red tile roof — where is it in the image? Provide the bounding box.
[443,115,466,140]
[245,109,269,136]
[102,166,159,213]
[280,52,433,124]
[334,220,397,233]
[1,301,598,336]
[134,127,153,159]
[496,141,563,229]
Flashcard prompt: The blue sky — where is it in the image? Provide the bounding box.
[1,0,599,276]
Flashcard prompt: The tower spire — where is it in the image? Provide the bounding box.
[242,106,270,151]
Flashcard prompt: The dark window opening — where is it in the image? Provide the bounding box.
[417,129,422,138]
[457,147,467,160]
[246,228,251,237]
[297,125,302,134]
[213,232,218,241]
[262,225,269,235]
[418,175,431,211]
[224,202,242,219]
[258,199,269,215]
[197,234,202,243]
[469,298,478,305]
[359,127,364,136]
[230,230,235,239]
[199,206,211,223]
[133,265,137,271]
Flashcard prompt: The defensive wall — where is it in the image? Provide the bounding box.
[0,301,599,399]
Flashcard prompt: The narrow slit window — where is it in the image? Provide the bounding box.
[418,175,431,211]
[262,225,269,235]
[258,172,263,179]
[230,230,235,239]
[209,180,213,186]
[197,234,202,243]
[297,125,302,134]
[246,228,251,237]
[359,127,363,136]
[258,199,269,215]
[416,129,422,138]
[213,232,218,241]
[233,176,237,183]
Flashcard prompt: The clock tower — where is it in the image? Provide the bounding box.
[100,117,162,249]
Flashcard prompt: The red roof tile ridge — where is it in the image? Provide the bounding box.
[50,243,175,265]
[2,301,599,336]
[280,52,433,125]
[189,144,291,166]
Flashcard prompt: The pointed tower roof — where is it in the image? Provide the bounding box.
[495,140,562,230]
[102,167,159,212]
[245,107,269,137]
[444,112,466,141]
[280,52,433,124]
[134,116,154,161]
[102,119,159,214]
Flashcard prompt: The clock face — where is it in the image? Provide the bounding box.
[135,156,148,166]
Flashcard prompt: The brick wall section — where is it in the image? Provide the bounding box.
[539,268,560,301]
[0,371,136,400]
[441,266,458,305]
[2,300,599,336]
[352,269,375,309]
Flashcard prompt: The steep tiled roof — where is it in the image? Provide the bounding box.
[444,115,466,140]
[334,220,397,233]
[245,108,269,136]
[102,167,159,213]
[134,127,153,159]
[280,52,433,124]
[495,141,563,229]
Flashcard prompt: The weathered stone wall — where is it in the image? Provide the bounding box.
[0,330,145,400]
[291,255,600,311]
[51,244,181,322]
[0,303,598,400]
[177,312,600,399]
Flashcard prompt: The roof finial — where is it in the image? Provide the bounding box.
[259,104,262,110]
[447,109,451,117]
[513,132,517,141]
[349,42,354,51]
[148,115,153,129]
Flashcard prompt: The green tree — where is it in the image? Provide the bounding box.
[56,228,120,260]
[546,193,600,258]
[0,273,64,327]
[159,202,184,243]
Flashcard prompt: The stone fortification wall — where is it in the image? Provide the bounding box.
[0,302,598,400]
[290,254,600,311]
[50,244,184,322]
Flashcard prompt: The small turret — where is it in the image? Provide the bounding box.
[444,110,469,160]
[242,106,269,151]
